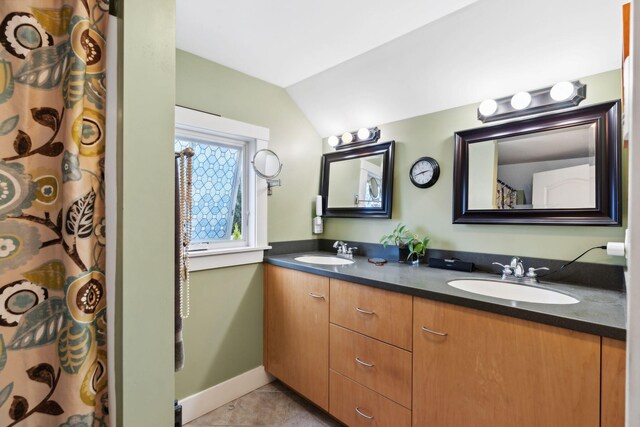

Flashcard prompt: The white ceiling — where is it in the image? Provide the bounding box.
[176,0,478,87]
[177,0,622,137]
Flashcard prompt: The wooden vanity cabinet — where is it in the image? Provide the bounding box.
[264,264,625,427]
[264,264,329,410]
[413,297,601,427]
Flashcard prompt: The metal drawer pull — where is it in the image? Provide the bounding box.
[421,326,448,337]
[355,407,374,420]
[355,357,375,368]
[355,307,375,315]
[308,293,325,299]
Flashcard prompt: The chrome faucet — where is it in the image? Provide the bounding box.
[333,241,357,259]
[493,256,548,282]
[492,256,522,279]
[511,257,525,278]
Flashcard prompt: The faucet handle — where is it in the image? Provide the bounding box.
[348,247,358,255]
[526,267,549,278]
[333,240,344,249]
[492,262,513,276]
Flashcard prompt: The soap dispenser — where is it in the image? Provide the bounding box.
[313,195,323,234]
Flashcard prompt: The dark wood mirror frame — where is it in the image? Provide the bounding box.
[320,140,395,218]
[453,100,622,226]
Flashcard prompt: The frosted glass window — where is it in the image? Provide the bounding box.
[175,135,244,242]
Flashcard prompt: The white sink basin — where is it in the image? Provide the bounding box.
[294,256,354,265]
[447,279,579,305]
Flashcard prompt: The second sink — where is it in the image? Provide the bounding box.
[447,279,579,305]
[294,256,354,265]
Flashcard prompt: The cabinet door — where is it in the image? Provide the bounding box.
[264,265,329,410]
[602,337,626,427]
[413,298,600,427]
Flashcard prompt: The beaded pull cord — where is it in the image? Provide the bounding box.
[178,148,194,319]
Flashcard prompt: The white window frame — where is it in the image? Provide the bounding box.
[175,106,271,270]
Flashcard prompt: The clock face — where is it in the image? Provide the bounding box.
[410,157,440,188]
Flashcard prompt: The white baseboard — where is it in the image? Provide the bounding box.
[179,366,274,424]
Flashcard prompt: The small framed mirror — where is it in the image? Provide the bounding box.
[453,101,621,225]
[320,141,395,218]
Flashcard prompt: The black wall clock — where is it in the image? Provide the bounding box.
[410,157,440,188]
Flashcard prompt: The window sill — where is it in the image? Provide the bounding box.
[188,246,272,272]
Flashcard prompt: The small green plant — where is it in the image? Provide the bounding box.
[232,223,241,240]
[380,223,413,247]
[407,235,430,259]
[380,223,429,261]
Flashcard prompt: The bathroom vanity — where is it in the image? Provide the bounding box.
[263,254,626,427]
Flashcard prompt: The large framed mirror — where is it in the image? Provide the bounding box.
[320,141,395,218]
[453,101,621,225]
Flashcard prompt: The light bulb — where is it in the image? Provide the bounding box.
[357,128,371,140]
[478,99,498,116]
[510,92,532,110]
[550,81,575,101]
[341,132,353,144]
[327,135,339,147]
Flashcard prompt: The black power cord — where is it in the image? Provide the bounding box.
[538,245,607,278]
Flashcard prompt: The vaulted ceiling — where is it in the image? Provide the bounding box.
[177,0,622,137]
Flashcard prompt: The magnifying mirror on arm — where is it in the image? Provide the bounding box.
[252,149,283,195]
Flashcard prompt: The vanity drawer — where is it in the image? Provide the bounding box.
[330,369,411,427]
[330,324,412,408]
[330,279,412,350]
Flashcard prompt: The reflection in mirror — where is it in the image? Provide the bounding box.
[320,141,395,218]
[368,176,380,199]
[453,100,621,225]
[468,123,596,210]
[328,155,383,208]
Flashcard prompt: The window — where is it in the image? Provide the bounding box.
[175,133,245,247]
[175,106,270,270]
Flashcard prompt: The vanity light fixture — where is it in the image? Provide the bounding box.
[328,127,381,150]
[478,99,498,117]
[510,92,532,110]
[357,127,372,140]
[477,81,586,123]
[550,81,575,101]
[341,131,354,144]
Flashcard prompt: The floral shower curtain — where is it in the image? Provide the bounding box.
[0,1,109,425]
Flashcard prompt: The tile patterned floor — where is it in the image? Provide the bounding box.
[185,381,343,426]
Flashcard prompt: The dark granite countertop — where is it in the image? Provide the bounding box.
[264,251,626,340]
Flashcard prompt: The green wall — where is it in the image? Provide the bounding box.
[324,70,627,265]
[117,0,176,424]
[175,50,322,399]
[175,264,264,399]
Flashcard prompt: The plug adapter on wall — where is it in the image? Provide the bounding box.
[606,229,630,260]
